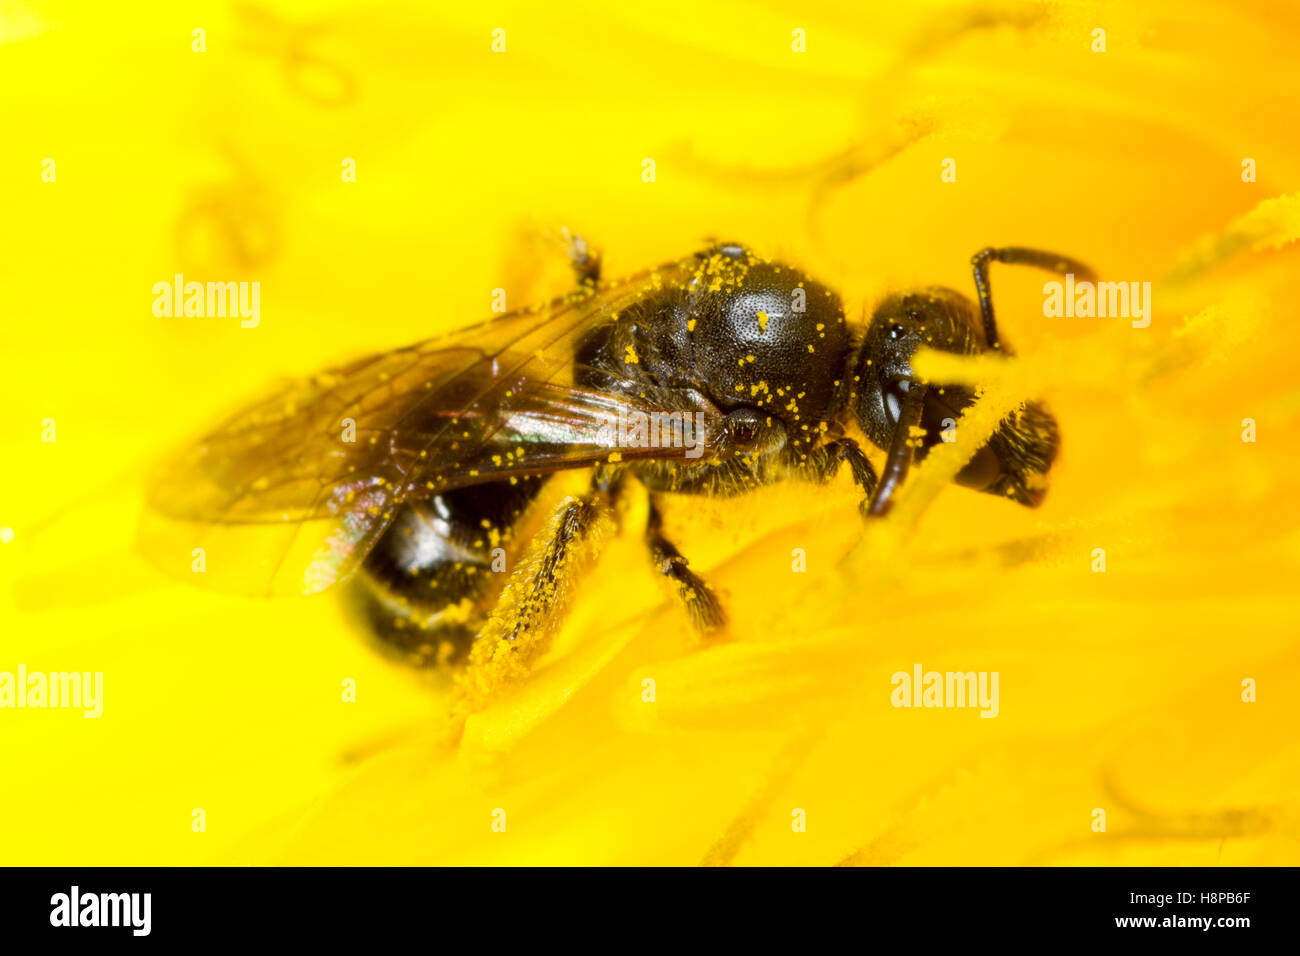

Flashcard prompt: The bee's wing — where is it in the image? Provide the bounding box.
[141,255,721,596]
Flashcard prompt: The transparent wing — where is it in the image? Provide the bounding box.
[141,254,722,596]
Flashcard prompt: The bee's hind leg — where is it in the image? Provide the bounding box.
[645,496,727,633]
[485,483,617,648]
[454,482,619,713]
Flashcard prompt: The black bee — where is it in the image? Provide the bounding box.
[143,240,1094,667]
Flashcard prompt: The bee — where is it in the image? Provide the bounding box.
[143,239,1094,668]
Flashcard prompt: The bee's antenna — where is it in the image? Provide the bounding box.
[970,247,1098,349]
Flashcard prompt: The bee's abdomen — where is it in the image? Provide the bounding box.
[350,477,545,667]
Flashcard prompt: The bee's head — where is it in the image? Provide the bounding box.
[851,287,984,449]
[680,243,852,450]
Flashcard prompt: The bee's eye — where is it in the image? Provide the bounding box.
[887,322,907,339]
[726,409,761,446]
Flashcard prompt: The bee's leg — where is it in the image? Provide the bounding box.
[970,246,1096,349]
[564,229,602,286]
[455,480,620,714]
[494,485,616,644]
[499,225,602,305]
[801,437,879,518]
[866,383,927,517]
[645,495,727,633]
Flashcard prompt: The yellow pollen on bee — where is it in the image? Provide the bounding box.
[608,451,623,463]
[624,345,639,364]
[756,311,769,331]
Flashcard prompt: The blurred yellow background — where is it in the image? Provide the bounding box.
[1,0,1297,864]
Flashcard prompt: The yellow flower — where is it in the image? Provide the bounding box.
[1,0,1298,865]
